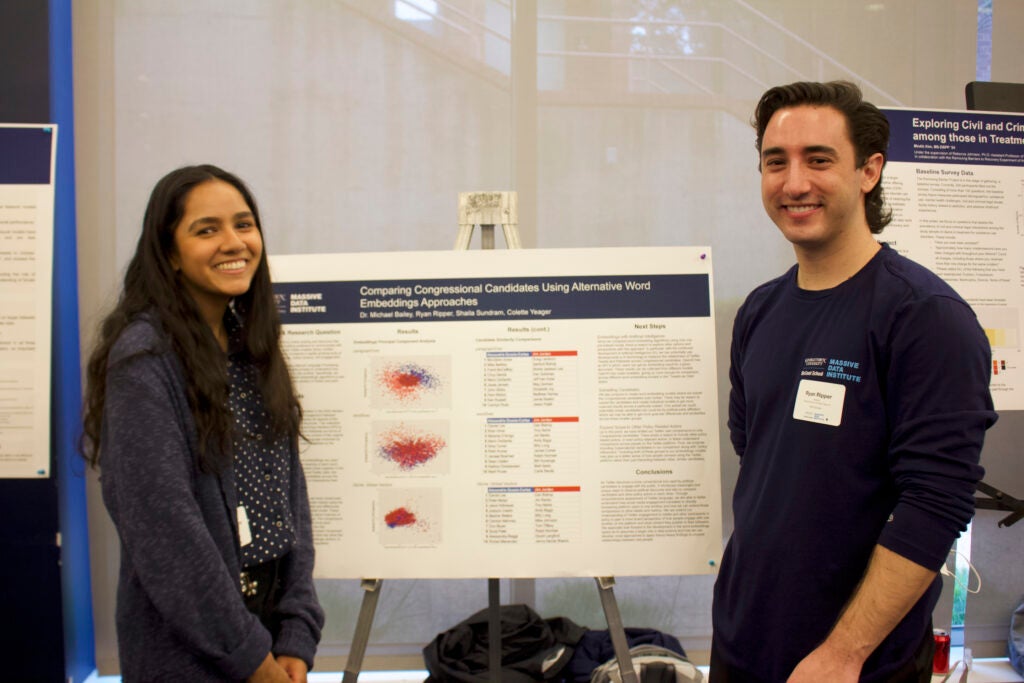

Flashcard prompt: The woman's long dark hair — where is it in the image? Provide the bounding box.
[81,164,301,472]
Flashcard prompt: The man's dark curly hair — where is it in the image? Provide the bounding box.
[753,80,892,233]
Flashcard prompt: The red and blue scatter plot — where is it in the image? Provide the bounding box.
[370,356,452,410]
[384,506,417,528]
[378,427,447,471]
[381,502,431,536]
[377,361,441,402]
[378,489,443,546]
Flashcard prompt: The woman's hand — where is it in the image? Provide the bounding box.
[277,655,310,683]
[246,653,293,683]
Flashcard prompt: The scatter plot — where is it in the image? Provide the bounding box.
[378,488,443,547]
[370,356,452,410]
[382,363,438,398]
[372,420,450,475]
[384,506,417,528]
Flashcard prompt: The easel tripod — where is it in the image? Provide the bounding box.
[343,192,639,683]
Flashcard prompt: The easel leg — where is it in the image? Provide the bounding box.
[488,577,502,683]
[501,224,521,249]
[343,579,383,683]
[454,224,475,250]
[595,577,638,683]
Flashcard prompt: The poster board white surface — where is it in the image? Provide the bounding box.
[270,246,722,579]
[0,125,55,478]
[882,108,1024,411]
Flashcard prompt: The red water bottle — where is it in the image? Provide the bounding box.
[933,629,951,674]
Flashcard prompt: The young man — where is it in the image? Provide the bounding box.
[711,81,997,682]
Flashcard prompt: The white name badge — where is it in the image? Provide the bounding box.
[236,505,253,547]
[793,379,846,426]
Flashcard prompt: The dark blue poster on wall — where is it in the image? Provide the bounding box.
[0,124,56,478]
[0,126,54,184]
[879,108,1024,411]
[275,273,710,325]
[884,108,1024,166]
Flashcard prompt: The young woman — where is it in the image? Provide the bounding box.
[82,165,324,682]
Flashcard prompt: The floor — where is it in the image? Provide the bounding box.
[85,671,431,683]
[82,653,1023,682]
[930,649,1024,682]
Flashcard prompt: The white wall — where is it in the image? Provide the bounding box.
[73,0,1022,671]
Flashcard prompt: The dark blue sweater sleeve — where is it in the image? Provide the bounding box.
[878,294,997,570]
[101,328,272,679]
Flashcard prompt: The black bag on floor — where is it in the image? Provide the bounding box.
[423,604,587,683]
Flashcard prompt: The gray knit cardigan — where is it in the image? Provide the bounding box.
[100,316,323,681]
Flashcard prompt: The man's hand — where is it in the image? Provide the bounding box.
[277,655,310,683]
[786,640,862,683]
[786,545,936,683]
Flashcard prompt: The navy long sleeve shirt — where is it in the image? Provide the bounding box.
[712,245,996,682]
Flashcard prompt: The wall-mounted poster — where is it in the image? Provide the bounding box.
[271,246,722,579]
[0,125,56,478]
[882,108,1024,411]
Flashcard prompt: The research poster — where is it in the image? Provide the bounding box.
[882,108,1024,410]
[271,247,722,579]
[0,125,55,478]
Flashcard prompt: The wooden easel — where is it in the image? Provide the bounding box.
[454,191,521,250]
[343,192,638,683]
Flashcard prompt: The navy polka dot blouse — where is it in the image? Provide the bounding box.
[225,313,295,568]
